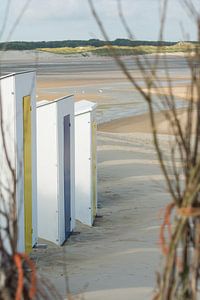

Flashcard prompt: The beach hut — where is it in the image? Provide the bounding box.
[0,71,37,253]
[37,96,75,245]
[75,100,97,226]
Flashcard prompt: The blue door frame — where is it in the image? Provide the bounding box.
[64,115,71,239]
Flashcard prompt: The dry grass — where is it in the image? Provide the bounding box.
[39,42,196,56]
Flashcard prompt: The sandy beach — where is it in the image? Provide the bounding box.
[1,51,191,299]
[34,131,171,300]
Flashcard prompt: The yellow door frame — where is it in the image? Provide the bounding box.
[23,95,32,253]
[92,121,97,220]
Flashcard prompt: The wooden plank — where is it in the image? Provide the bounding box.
[92,121,97,220]
[23,95,32,253]
[64,115,71,239]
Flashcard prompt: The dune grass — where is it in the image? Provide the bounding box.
[39,46,96,55]
[39,42,196,56]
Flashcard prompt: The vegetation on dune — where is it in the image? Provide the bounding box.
[0,38,197,52]
[39,46,96,55]
[39,42,196,56]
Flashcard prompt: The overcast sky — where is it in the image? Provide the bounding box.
[0,0,198,42]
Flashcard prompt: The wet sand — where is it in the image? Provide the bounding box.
[98,107,197,135]
[142,85,197,102]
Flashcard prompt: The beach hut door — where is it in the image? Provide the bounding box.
[23,96,32,253]
[64,115,71,238]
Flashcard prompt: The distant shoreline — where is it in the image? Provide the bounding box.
[0,40,197,56]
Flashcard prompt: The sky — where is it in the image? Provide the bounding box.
[0,0,198,42]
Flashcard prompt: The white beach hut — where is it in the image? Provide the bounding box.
[37,96,75,245]
[0,71,37,253]
[75,100,97,226]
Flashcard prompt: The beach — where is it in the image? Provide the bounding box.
[35,131,171,300]
[1,51,190,299]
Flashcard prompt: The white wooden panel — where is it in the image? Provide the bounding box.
[37,102,59,244]
[75,100,97,227]
[75,100,97,115]
[37,96,75,245]
[75,112,92,226]
[0,75,16,253]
